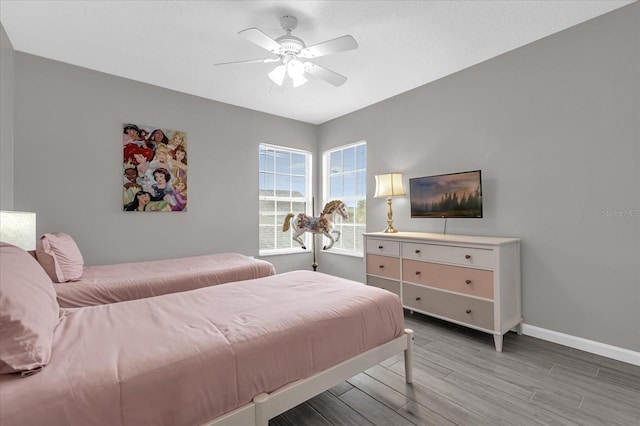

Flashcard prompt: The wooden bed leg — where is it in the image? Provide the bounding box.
[404,328,414,384]
[253,393,269,426]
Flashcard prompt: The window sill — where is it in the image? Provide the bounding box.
[259,249,312,257]
[322,249,364,259]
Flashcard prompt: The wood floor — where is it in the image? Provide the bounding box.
[270,311,640,426]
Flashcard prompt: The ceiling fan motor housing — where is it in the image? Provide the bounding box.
[276,34,305,55]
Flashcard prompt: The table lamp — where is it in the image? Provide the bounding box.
[374,173,405,233]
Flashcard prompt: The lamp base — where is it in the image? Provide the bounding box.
[384,219,398,233]
[384,197,398,233]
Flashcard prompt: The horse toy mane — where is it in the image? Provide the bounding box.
[321,199,343,214]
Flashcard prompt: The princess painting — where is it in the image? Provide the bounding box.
[123,123,188,212]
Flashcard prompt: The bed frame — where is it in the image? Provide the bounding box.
[205,328,414,426]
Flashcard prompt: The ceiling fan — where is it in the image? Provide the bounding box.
[215,15,358,88]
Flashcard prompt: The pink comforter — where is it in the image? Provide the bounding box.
[54,252,276,308]
[0,271,404,426]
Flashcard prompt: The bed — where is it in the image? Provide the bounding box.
[54,252,277,308]
[0,243,413,426]
[32,231,276,308]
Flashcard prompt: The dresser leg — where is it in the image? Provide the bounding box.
[493,334,503,352]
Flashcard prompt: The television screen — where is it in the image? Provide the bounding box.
[410,170,483,218]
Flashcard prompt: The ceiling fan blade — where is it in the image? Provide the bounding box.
[304,62,348,87]
[215,58,280,66]
[299,35,358,59]
[238,28,282,54]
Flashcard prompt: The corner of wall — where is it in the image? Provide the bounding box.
[0,23,15,209]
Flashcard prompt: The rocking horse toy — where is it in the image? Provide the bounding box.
[282,200,348,250]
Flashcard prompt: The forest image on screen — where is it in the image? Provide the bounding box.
[410,170,482,218]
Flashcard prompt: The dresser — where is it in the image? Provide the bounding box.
[363,231,522,351]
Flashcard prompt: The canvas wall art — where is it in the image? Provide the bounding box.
[123,123,188,212]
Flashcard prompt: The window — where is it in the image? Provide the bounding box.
[259,144,312,255]
[323,142,367,255]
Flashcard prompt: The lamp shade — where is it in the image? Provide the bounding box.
[268,65,286,86]
[374,173,406,198]
[0,210,37,251]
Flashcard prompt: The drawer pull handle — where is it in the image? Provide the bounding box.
[415,297,421,301]
[379,265,384,269]
[415,249,421,254]
[378,245,384,249]
[415,271,421,275]
[465,309,472,314]
[465,254,471,259]
[465,280,471,285]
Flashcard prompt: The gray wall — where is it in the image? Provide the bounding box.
[11,53,317,274]
[4,2,639,353]
[0,24,14,209]
[318,3,639,352]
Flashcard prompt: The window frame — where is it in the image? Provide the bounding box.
[322,141,367,257]
[258,143,312,256]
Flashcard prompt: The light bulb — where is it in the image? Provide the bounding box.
[268,65,286,86]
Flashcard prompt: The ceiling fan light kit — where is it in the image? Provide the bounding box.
[217,15,358,89]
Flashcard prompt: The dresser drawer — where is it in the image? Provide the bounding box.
[403,283,494,331]
[367,276,401,298]
[402,259,494,299]
[403,242,494,269]
[366,254,401,280]
[366,239,400,257]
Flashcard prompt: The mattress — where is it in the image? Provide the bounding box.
[54,252,276,308]
[0,271,404,426]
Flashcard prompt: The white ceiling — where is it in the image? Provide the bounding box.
[0,0,634,125]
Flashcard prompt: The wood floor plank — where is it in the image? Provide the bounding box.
[306,392,373,426]
[474,342,556,372]
[549,364,640,412]
[338,388,416,426]
[528,390,628,426]
[268,402,330,426]
[596,365,640,391]
[327,381,354,397]
[505,338,601,376]
[578,393,640,426]
[568,348,640,377]
[346,372,411,411]
[397,401,460,426]
[441,371,582,426]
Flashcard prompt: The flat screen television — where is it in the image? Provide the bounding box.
[410,170,483,218]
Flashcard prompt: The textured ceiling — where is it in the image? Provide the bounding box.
[0,0,634,124]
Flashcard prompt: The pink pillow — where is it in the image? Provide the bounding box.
[36,232,84,283]
[0,243,60,375]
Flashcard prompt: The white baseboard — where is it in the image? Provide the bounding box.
[521,324,640,366]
